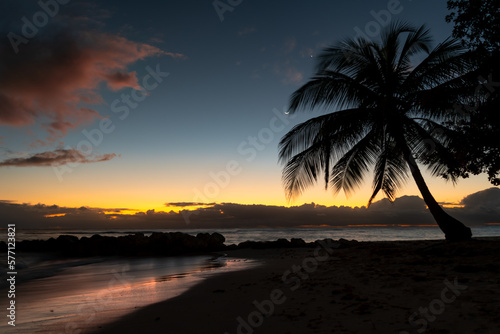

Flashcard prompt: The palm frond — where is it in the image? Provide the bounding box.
[278,108,372,163]
[408,61,482,119]
[397,24,433,72]
[402,38,471,92]
[329,130,380,197]
[368,139,408,205]
[288,71,378,113]
[280,108,374,201]
[403,117,460,182]
[316,37,373,73]
[380,21,416,74]
[282,143,326,202]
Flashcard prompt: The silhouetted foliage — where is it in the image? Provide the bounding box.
[445,0,500,185]
[446,0,500,51]
[279,22,474,240]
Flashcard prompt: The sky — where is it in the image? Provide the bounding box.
[0,0,498,229]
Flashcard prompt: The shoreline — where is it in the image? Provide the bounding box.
[1,254,259,334]
[90,238,500,334]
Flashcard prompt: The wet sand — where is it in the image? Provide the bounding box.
[92,238,500,334]
[0,255,258,334]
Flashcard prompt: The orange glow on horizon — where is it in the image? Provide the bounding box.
[396,225,438,227]
[346,224,438,227]
[441,204,464,208]
[299,224,335,228]
[347,224,390,227]
[102,210,141,216]
[44,213,66,218]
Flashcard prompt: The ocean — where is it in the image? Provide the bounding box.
[12,225,500,244]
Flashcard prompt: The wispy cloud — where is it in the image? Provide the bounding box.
[300,47,315,58]
[238,27,257,36]
[103,71,142,91]
[281,66,304,85]
[0,149,118,167]
[164,52,188,59]
[273,60,304,85]
[165,202,217,207]
[254,37,305,85]
[283,36,297,53]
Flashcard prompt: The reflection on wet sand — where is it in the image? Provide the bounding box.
[0,254,258,334]
[155,255,228,283]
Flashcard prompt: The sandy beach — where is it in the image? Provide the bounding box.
[89,238,500,334]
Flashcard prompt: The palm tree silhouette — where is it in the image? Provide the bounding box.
[279,22,474,241]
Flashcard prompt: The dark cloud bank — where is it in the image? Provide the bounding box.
[2,188,499,230]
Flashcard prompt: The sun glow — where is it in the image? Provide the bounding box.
[102,210,141,216]
[44,213,67,218]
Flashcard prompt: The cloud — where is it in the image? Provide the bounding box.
[460,187,500,211]
[3,190,498,230]
[0,149,118,167]
[0,201,185,229]
[148,36,165,44]
[445,188,500,224]
[0,6,184,144]
[300,47,315,58]
[103,71,141,91]
[164,52,188,60]
[0,202,126,229]
[165,202,216,207]
[283,37,297,53]
[281,67,304,85]
[0,31,165,140]
[369,195,427,212]
[273,60,304,85]
[238,27,257,36]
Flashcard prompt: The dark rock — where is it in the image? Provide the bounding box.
[454,265,483,273]
[57,235,79,243]
[211,232,225,245]
[290,238,306,247]
[276,238,291,247]
[56,235,80,254]
[11,232,319,257]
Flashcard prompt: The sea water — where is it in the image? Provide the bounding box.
[12,225,500,244]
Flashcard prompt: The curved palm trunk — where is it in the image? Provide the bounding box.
[406,155,472,241]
